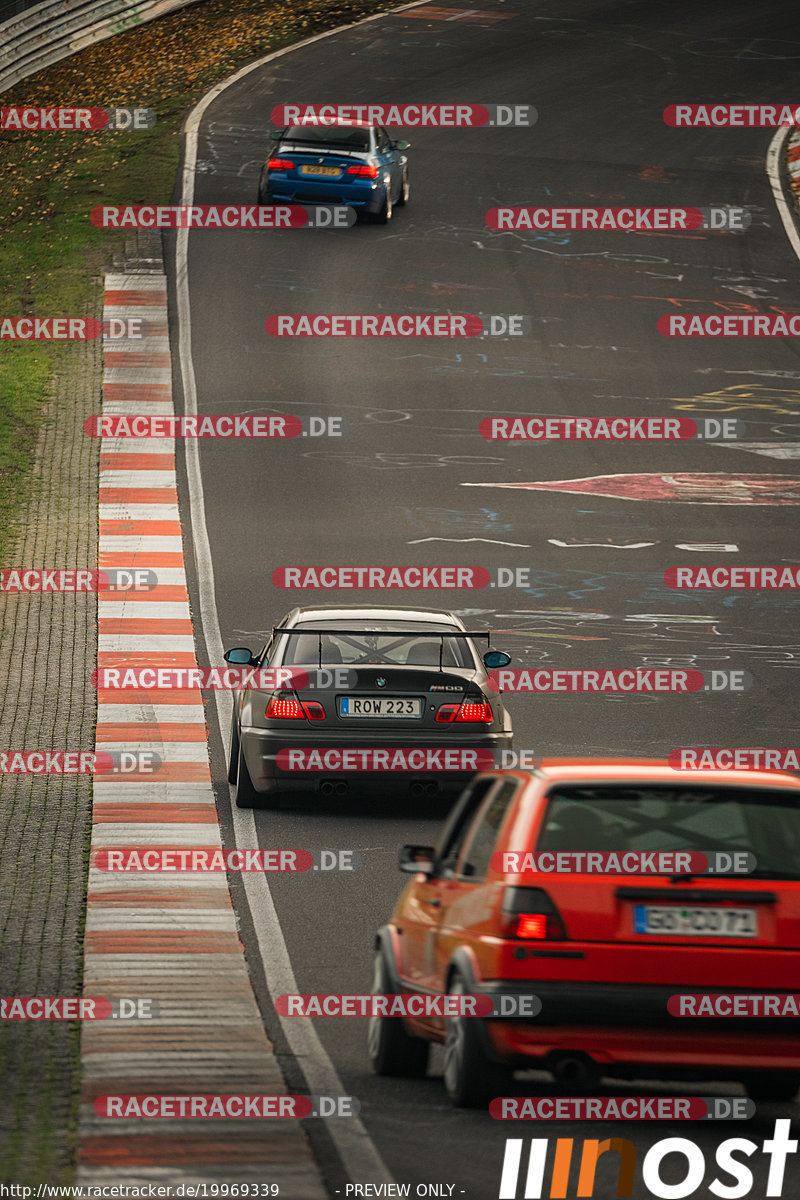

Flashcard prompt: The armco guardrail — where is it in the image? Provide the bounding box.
[0,0,204,94]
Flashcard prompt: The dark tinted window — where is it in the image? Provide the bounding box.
[537,785,800,878]
[283,124,370,151]
[437,778,498,879]
[458,781,518,881]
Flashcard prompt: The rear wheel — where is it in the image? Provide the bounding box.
[227,709,240,784]
[233,741,261,808]
[257,165,270,205]
[744,1073,800,1102]
[367,950,430,1077]
[396,167,409,206]
[374,186,393,224]
[443,973,513,1107]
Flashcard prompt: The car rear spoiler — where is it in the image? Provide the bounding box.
[272,627,495,671]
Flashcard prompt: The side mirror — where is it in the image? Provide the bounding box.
[268,127,285,140]
[395,140,411,151]
[399,844,435,876]
[224,647,256,665]
[484,650,511,669]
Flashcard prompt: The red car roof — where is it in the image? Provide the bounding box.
[504,758,800,790]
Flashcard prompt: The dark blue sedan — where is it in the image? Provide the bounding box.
[258,120,410,223]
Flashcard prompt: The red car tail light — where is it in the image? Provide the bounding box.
[265,695,326,720]
[267,158,294,170]
[346,164,379,178]
[456,701,492,722]
[435,701,493,723]
[514,914,548,939]
[511,912,567,940]
[501,888,568,940]
[434,705,458,723]
[266,695,303,719]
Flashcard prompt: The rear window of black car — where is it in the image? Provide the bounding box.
[536,785,800,880]
[277,621,475,669]
[282,125,371,151]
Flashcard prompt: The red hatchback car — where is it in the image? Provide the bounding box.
[368,761,800,1106]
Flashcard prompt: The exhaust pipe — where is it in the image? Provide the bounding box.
[320,779,349,797]
[551,1054,600,1089]
[410,780,439,797]
[412,777,438,796]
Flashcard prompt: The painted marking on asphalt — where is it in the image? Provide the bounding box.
[395,5,514,21]
[462,473,800,503]
[767,124,800,265]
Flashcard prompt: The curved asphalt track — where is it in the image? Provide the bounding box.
[170,2,800,1195]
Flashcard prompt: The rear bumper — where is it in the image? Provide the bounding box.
[479,981,800,1074]
[529,981,800,1029]
[240,726,512,796]
[491,1022,800,1076]
[265,176,384,211]
[377,924,800,1075]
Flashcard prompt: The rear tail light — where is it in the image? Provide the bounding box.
[501,888,567,941]
[267,158,294,170]
[435,701,493,723]
[265,695,326,720]
[457,701,493,722]
[511,913,566,940]
[514,914,548,939]
[346,164,379,178]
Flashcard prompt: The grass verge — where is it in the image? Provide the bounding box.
[0,0,402,1182]
[0,0,402,566]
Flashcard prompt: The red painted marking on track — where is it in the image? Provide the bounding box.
[96,652,198,667]
[78,1136,279,1165]
[104,291,167,305]
[97,618,193,635]
[93,805,217,823]
[95,723,206,742]
[96,689,203,705]
[84,931,238,953]
[98,586,189,603]
[99,453,175,470]
[99,520,182,536]
[103,352,172,367]
[95,719,206,737]
[102,384,172,402]
[99,488,179,503]
[88,889,230,906]
[99,553,185,567]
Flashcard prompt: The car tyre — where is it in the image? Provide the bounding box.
[443,973,512,1108]
[396,168,409,206]
[744,1073,800,1102]
[367,950,430,1078]
[227,709,240,784]
[233,741,261,809]
[374,186,393,224]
